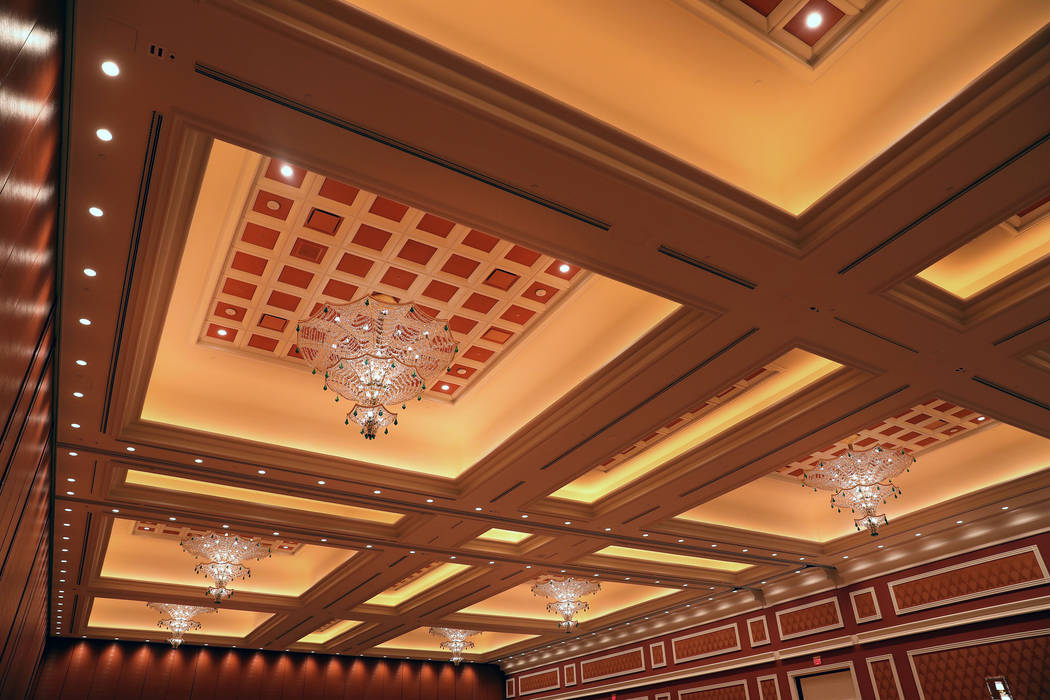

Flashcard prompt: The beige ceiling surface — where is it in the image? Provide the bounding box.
[679,423,1050,541]
[344,0,1049,213]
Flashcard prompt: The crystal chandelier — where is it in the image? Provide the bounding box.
[428,627,479,665]
[531,577,601,631]
[147,602,215,648]
[180,531,271,601]
[296,295,457,439]
[802,444,915,536]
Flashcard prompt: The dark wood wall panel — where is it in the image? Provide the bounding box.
[0,0,62,696]
[33,640,505,699]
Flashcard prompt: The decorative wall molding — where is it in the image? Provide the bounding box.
[671,623,741,664]
[746,616,770,647]
[905,628,1050,700]
[678,678,750,700]
[888,544,1049,614]
[774,596,844,641]
[849,587,882,624]
[518,667,560,696]
[756,674,780,700]
[506,677,515,697]
[579,646,646,683]
[562,663,576,687]
[865,654,904,700]
[650,640,667,668]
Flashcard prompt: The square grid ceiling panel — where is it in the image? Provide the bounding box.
[201,158,585,400]
[777,399,993,478]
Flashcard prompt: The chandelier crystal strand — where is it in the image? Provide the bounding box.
[530,577,601,631]
[147,602,216,648]
[296,295,457,439]
[428,627,479,665]
[180,531,271,602]
[802,445,914,536]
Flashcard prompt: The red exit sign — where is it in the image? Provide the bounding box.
[813,655,822,666]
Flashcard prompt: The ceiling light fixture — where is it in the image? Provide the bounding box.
[83,268,96,277]
[147,603,215,648]
[296,295,457,439]
[279,164,294,178]
[558,263,570,273]
[95,128,112,141]
[805,11,822,28]
[100,60,119,76]
[802,444,913,536]
[180,531,271,602]
[76,360,87,366]
[78,318,90,326]
[88,206,103,217]
[531,576,600,631]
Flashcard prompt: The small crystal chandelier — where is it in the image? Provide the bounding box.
[429,627,479,665]
[147,602,215,648]
[802,444,915,536]
[180,531,271,602]
[296,295,457,439]
[531,577,601,631]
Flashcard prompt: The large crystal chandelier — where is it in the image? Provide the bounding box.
[296,295,457,439]
[147,602,215,648]
[180,531,271,602]
[531,577,601,631]
[802,445,915,536]
[429,627,480,665]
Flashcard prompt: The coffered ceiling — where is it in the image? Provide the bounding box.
[54,0,1050,669]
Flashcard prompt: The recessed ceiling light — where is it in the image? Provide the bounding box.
[741,548,749,552]
[100,60,119,76]
[88,206,103,217]
[521,514,528,518]
[771,553,777,557]
[525,565,531,569]
[915,532,922,537]
[450,555,456,559]
[558,263,570,273]
[257,469,266,474]
[642,533,649,537]
[279,164,294,178]
[216,329,227,336]
[66,477,75,482]
[272,532,279,536]
[877,544,884,548]
[82,268,97,277]
[365,544,372,549]
[168,516,176,521]
[75,359,87,366]
[95,128,112,141]
[563,521,571,525]
[488,561,494,564]
[194,458,203,464]
[604,527,611,531]
[63,508,71,512]
[222,524,229,529]
[1002,506,1009,510]
[474,506,482,511]
[320,538,327,542]
[72,392,83,398]
[65,491,74,495]
[78,318,91,326]
[956,520,963,524]
[711,544,717,548]
[677,538,684,543]
[440,384,449,391]
[425,498,434,503]
[111,509,119,513]
[977,416,986,421]
[125,446,135,452]
[805,11,822,28]
[373,489,381,495]
[317,480,326,485]
[842,555,849,559]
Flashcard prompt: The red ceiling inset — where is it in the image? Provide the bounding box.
[202,157,589,396]
[740,0,781,16]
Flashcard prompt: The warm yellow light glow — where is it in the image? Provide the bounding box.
[363,563,471,607]
[459,580,675,621]
[298,619,361,644]
[88,597,270,637]
[374,627,536,654]
[476,528,532,544]
[595,545,751,572]
[917,216,1050,299]
[552,349,841,502]
[124,469,403,524]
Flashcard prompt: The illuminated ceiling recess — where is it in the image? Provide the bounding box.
[531,577,601,631]
[802,445,915,536]
[180,531,271,601]
[146,602,215,648]
[297,295,456,439]
[428,627,480,665]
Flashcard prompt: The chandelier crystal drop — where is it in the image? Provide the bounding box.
[180,531,271,602]
[531,577,601,631]
[428,627,479,665]
[296,295,457,439]
[147,602,216,648]
[802,445,915,536]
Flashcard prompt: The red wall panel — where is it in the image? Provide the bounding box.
[32,640,505,699]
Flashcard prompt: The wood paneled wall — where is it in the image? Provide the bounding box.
[0,0,63,695]
[33,640,506,699]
